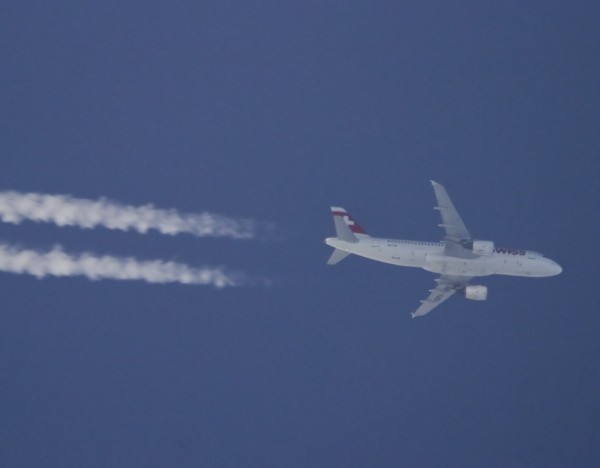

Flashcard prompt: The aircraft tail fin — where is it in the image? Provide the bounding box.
[330,207,369,242]
[326,248,352,265]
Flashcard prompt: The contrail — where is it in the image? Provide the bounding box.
[0,191,268,239]
[0,243,246,288]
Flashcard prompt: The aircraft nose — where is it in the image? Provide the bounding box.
[549,260,562,276]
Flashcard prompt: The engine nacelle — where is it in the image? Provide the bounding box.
[464,285,488,301]
[472,240,495,256]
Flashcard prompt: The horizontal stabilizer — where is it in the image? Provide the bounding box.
[327,248,352,265]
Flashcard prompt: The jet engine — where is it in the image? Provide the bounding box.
[471,240,495,256]
[464,285,488,301]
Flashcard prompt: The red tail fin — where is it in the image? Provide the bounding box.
[330,207,367,235]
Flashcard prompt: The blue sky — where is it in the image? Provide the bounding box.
[1,2,599,467]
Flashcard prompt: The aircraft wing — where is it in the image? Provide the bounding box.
[430,181,478,259]
[431,180,471,242]
[411,275,472,318]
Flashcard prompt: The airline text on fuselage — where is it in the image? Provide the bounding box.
[494,248,526,256]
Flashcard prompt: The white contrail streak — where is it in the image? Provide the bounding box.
[0,243,245,288]
[0,191,266,239]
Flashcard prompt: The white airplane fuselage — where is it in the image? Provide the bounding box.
[325,236,562,278]
[326,182,562,317]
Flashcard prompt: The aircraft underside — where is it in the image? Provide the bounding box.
[325,181,562,317]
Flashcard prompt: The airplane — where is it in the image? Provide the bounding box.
[324,181,562,318]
